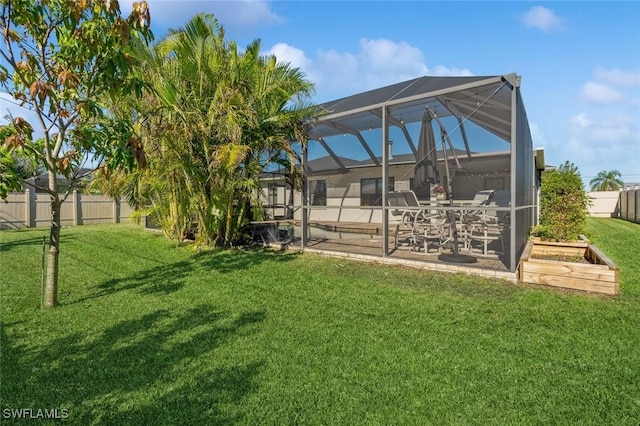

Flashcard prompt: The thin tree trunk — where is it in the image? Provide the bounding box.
[196,197,213,245]
[223,190,234,247]
[287,180,295,219]
[43,194,61,308]
[234,199,247,240]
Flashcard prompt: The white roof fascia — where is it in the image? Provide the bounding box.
[534,148,545,170]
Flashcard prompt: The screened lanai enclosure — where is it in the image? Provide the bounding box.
[259,73,544,274]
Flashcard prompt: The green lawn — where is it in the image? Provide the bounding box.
[1,218,639,425]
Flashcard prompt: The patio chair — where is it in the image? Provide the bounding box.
[388,190,446,253]
[388,190,418,249]
[456,189,495,221]
[412,211,448,254]
[481,189,510,224]
[462,189,495,208]
[442,189,495,255]
[388,190,439,251]
[464,189,510,257]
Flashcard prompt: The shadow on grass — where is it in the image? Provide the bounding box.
[71,236,169,266]
[0,234,76,253]
[71,248,300,304]
[1,305,266,424]
[191,247,300,274]
[70,259,194,304]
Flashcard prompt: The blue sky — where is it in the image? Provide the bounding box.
[3,1,638,187]
[129,0,639,186]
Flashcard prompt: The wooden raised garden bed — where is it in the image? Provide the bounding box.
[519,238,619,295]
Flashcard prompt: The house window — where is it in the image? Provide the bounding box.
[310,180,327,206]
[360,177,394,206]
[268,183,278,206]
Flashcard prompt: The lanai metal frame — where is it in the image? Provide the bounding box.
[301,73,536,272]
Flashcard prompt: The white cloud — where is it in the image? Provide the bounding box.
[580,67,640,106]
[594,67,640,88]
[580,82,624,104]
[522,6,563,33]
[544,112,639,182]
[569,112,637,146]
[122,0,285,34]
[265,43,322,85]
[315,49,359,89]
[570,113,592,128]
[431,65,473,77]
[343,38,430,91]
[358,38,428,76]
[266,43,312,70]
[264,38,473,101]
[563,68,640,180]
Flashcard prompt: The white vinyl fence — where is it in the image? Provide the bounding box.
[587,188,640,224]
[619,188,640,224]
[1,189,135,229]
[587,191,621,218]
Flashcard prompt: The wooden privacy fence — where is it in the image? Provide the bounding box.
[619,187,640,224]
[0,189,135,229]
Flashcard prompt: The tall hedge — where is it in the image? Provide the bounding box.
[538,162,590,242]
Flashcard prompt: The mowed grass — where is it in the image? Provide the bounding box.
[1,219,639,425]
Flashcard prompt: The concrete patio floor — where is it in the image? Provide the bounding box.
[255,220,517,282]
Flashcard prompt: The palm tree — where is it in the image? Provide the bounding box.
[590,170,624,191]
[105,13,320,246]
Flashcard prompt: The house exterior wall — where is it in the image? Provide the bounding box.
[306,164,414,223]
[258,153,513,224]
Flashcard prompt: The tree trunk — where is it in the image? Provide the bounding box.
[223,190,235,247]
[287,181,295,219]
[234,199,247,240]
[42,194,61,308]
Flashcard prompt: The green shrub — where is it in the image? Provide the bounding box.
[538,161,590,241]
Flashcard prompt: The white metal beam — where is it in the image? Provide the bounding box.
[369,109,418,157]
[316,75,508,123]
[327,121,380,166]
[317,137,347,171]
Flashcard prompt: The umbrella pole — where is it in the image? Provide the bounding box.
[443,140,458,255]
[438,133,476,264]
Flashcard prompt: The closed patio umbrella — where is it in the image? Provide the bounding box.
[428,109,477,265]
[413,110,439,191]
